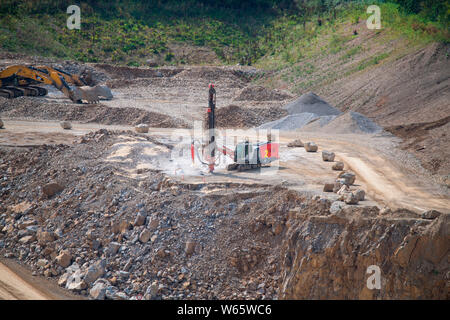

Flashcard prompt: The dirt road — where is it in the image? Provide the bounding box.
[0,260,80,300]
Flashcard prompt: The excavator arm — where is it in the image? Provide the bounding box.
[34,65,87,86]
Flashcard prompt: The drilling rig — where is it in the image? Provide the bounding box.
[191,84,279,173]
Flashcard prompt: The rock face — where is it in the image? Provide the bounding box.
[304,142,318,152]
[135,124,149,133]
[322,151,335,162]
[287,139,304,147]
[281,208,449,299]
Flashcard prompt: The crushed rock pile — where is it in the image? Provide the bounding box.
[319,111,383,134]
[233,86,292,102]
[258,92,340,131]
[259,92,383,134]
[258,112,318,131]
[284,92,341,116]
[0,97,188,128]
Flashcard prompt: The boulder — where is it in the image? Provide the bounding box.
[333,179,346,193]
[139,229,152,243]
[60,121,72,130]
[65,269,87,291]
[84,260,106,284]
[89,279,110,300]
[148,217,159,230]
[58,272,70,287]
[135,124,149,133]
[339,172,356,185]
[119,220,131,234]
[344,192,359,205]
[56,250,72,268]
[330,201,345,214]
[42,182,64,198]
[109,242,121,255]
[185,240,196,256]
[354,189,365,201]
[134,213,146,226]
[323,183,334,192]
[144,282,159,300]
[37,259,48,268]
[337,185,349,196]
[287,139,304,147]
[322,151,335,162]
[37,230,55,244]
[304,142,318,152]
[332,161,344,171]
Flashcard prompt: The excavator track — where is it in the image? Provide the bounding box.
[0,89,13,98]
[2,86,25,98]
[27,85,47,96]
[227,163,261,171]
[0,86,47,98]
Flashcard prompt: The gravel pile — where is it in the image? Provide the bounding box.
[320,111,383,134]
[215,104,287,128]
[258,113,318,131]
[284,92,341,116]
[233,85,292,102]
[257,92,340,131]
[0,97,189,128]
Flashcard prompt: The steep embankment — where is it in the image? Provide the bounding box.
[259,19,449,182]
[280,206,449,299]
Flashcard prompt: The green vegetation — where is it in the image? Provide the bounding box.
[0,1,448,67]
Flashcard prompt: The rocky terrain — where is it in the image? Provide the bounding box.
[0,129,448,300]
[0,44,448,300]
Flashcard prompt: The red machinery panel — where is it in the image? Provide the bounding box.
[258,142,279,163]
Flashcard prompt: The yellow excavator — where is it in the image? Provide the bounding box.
[0,65,112,103]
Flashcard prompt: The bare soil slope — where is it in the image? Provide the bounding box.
[318,42,450,179]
